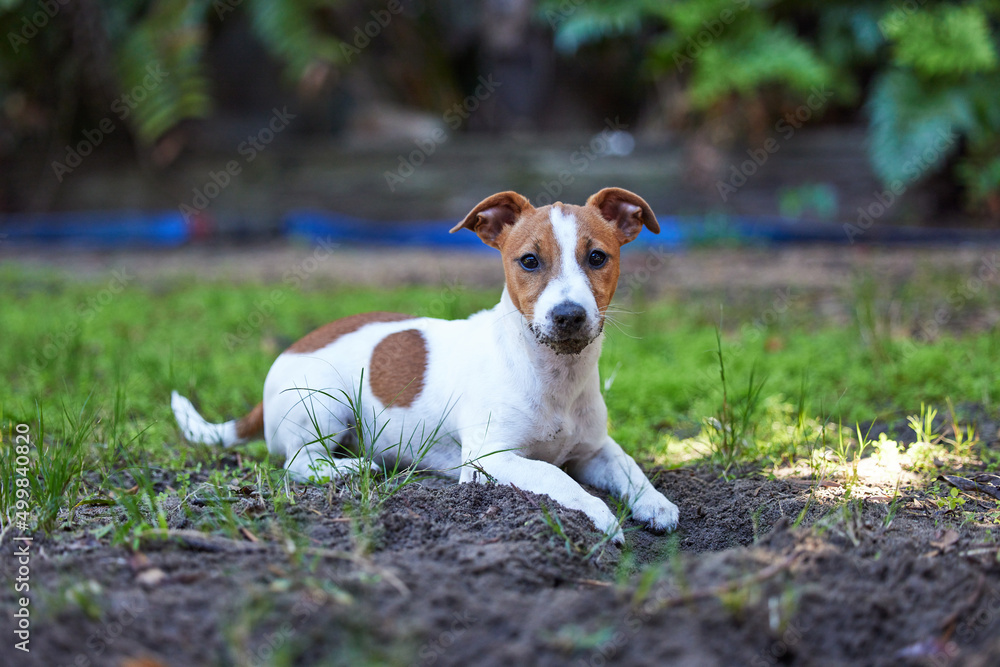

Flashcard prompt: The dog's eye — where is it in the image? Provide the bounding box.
[588,250,608,268]
[519,254,540,271]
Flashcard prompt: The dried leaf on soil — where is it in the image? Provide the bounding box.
[929,529,960,552]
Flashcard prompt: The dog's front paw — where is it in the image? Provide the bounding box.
[631,491,679,533]
[583,498,624,544]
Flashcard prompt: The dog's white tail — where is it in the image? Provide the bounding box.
[171,391,264,447]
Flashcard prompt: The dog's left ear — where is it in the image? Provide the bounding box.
[450,191,533,250]
[587,187,659,245]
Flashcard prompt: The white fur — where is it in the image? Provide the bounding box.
[171,392,238,446]
[532,208,602,341]
[172,213,679,542]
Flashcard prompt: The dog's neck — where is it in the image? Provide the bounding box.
[496,287,602,389]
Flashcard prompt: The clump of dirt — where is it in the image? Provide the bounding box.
[3,458,1000,667]
[375,483,609,587]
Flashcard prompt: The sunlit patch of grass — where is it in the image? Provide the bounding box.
[657,395,835,474]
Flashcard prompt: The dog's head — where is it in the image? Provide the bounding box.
[450,187,659,354]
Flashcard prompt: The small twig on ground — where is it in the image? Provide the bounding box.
[510,484,540,508]
[939,475,1000,500]
[138,529,264,553]
[572,578,613,588]
[958,547,1000,558]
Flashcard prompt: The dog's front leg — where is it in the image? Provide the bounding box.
[461,450,624,543]
[568,436,679,532]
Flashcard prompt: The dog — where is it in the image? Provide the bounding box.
[172,187,679,542]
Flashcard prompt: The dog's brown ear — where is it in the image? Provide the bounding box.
[450,191,533,249]
[587,187,659,245]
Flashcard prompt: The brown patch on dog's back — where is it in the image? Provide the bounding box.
[235,402,264,440]
[287,312,414,354]
[369,329,428,408]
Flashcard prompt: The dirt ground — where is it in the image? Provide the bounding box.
[3,450,1000,667]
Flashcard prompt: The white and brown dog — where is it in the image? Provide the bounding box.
[172,187,679,541]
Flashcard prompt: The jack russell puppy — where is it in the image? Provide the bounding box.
[172,187,679,542]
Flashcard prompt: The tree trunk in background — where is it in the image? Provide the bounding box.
[475,0,552,131]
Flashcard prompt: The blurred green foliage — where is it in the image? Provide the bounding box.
[1,0,999,216]
[115,0,213,144]
[0,0,344,143]
[542,0,1000,216]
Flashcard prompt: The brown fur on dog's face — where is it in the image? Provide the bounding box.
[452,188,658,353]
[491,203,620,323]
[493,204,558,321]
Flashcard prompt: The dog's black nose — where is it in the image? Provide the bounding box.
[551,301,587,333]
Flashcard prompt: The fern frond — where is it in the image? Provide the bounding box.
[867,69,972,186]
[882,5,998,77]
[116,0,212,144]
[245,0,344,82]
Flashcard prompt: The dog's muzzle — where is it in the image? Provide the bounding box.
[533,301,597,354]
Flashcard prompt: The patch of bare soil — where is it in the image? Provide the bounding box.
[4,449,1000,667]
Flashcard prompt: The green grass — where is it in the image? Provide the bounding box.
[1,265,998,536]
[289,374,453,554]
[599,305,1000,460]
